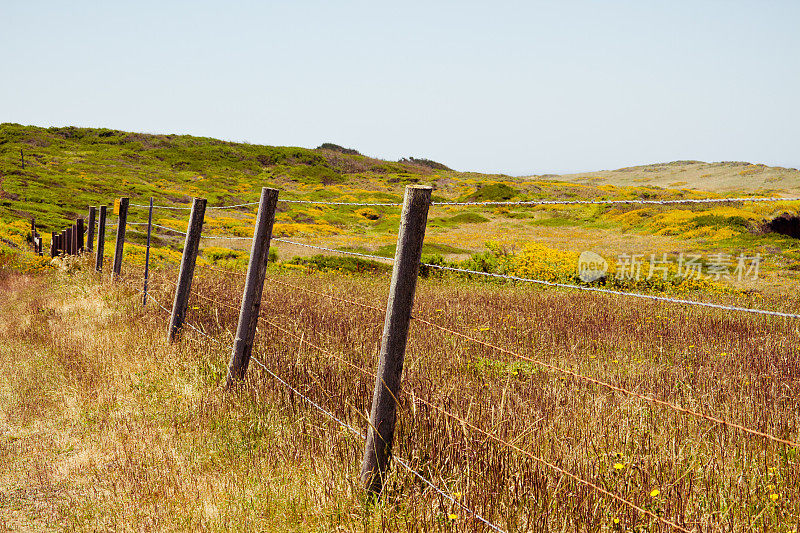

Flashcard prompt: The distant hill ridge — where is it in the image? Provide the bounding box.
[549,160,800,193]
[2,123,798,233]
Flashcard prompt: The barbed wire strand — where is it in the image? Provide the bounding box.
[128,222,255,241]
[423,263,800,319]
[272,238,394,262]
[410,314,800,449]
[280,199,403,206]
[414,396,692,533]
[237,238,800,319]
[127,222,188,235]
[201,264,386,314]
[192,271,800,448]
[431,196,800,207]
[132,195,800,211]
[131,202,259,210]
[124,273,503,530]
[247,354,506,532]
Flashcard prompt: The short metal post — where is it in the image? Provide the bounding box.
[143,198,154,306]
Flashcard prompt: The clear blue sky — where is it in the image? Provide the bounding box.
[2,1,798,175]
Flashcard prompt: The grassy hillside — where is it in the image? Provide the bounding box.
[4,123,800,296]
[555,160,800,194]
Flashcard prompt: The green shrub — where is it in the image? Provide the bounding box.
[287,254,391,275]
[464,183,519,202]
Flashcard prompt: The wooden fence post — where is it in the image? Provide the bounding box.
[361,185,431,495]
[167,198,207,342]
[225,188,279,387]
[143,198,154,306]
[95,205,107,272]
[112,197,129,278]
[77,218,85,253]
[66,227,73,255]
[50,232,57,258]
[87,207,96,253]
[72,224,78,254]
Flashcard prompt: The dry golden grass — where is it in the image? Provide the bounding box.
[2,261,799,531]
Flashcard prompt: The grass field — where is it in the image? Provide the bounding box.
[1,258,798,531]
[2,124,800,531]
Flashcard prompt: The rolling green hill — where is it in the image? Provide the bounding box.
[0,123,745,232]
[3,123,800,296]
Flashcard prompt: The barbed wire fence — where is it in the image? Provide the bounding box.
[52,188,800,531]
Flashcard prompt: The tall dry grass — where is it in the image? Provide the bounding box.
[2,262,798,531]
[170,264,798,531]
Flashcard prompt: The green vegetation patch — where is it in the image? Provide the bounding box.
[287,254,392,274]
[463,183,519,202]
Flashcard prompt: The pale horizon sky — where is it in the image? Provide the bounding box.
[2,1,798,176]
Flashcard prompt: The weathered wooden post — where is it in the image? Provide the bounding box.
[112,198,129,278]
[65,227,73,255]
[77,218,85,253]
[95,205,107,272]
[50,232,57,258]
[226,188,279,387]
[87,207,96,253]
[361,185,431,495]
[143,198,154,306]
[167,198,207,342]
[71,224,78,255]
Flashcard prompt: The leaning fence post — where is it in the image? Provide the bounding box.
[143,197,154,306]
[168,197,207,342]
[87,207,96,253]
[361,185,431,495]
[112,197,129,278]
[226,188,279,387]
[95,205,107,272]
